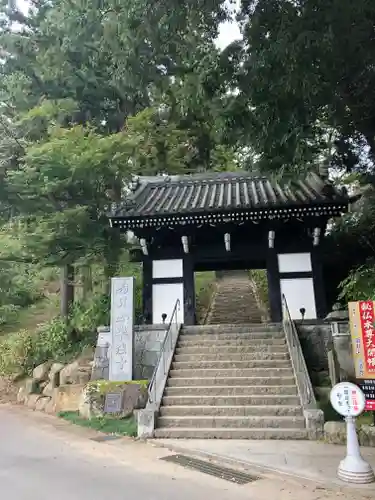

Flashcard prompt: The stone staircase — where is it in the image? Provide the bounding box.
[207,271,262,324]
[154,324,308,439]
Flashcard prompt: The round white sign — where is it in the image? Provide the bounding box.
[330,382,366,417]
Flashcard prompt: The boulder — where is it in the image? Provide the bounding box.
[79,380,148,420]
[45,398,57,414]
[60,361,91,386]
[26,394,42,410]
[25,378,39,394]
[17,379,39,404]
[324,420,346,444]
[32,362,52,383]
[17,387,28,404]
[35,396,51,412]
[52,384,86,413]
[43,379,57,397]
[48,363,65,385]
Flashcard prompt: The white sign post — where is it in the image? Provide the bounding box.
[109,277,134,382]
[330,382,375,484]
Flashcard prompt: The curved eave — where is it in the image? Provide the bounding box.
[109,202,348,231]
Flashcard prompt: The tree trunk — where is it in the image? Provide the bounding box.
[103,231,123,295]
[60,264,75,322]
[81,264,92,302]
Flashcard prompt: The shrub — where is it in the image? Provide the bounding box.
[0,329,35,375]
[0,304,20,326]
[70,293,110,340]
[338,259,375,302]
[0,318,74,376]
[249,269,269,309]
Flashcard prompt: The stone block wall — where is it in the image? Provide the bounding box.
[296,321,333,373]
[296,320,354,383]
[95,325,167,381]
[134,325,167,379]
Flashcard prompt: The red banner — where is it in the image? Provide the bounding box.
[359,301,375,374]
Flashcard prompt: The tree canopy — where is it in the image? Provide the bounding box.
[233,0,375,175]
[0,0,373,321]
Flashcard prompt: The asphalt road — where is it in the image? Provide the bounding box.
[0,405,255,500]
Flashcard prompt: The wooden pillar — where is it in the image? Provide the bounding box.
[142,258,152,324]
[267,250,282,322]
[311,248,327,319]
[183,255,195,325]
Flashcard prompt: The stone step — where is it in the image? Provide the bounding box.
[169,368,294,378]
[159,405,303,417]
[162,395,301,406]
[157,415,306,429]
[153,428,309,439]
[171,359,291,370]
[180,332,284,341]
[182,324,282,335]
[175,345,288,355]
[167,376,296,387]
[209,309,260,315]
[210,307,258,311]
[209,319,263,325]
[208,311,259,316]
[178,338,286,347]
[164,385,299,396]
[174,352,290,362]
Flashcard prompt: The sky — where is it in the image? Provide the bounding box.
[216,0,242,49]
[216,17,242,49]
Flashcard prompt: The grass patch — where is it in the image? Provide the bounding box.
[58,411,137,437]
[195,271,216,324]
[0,295,59,337]
[87,379,148,394]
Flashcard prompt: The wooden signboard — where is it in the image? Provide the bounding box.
[349,301,375,411]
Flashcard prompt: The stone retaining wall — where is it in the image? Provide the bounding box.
[297,319,357,387]
[94,325,167,380]
[324,421,375,447]
[134,325,167,379]
[297,322,333,373]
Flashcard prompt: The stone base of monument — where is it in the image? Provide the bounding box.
[79,380,148,420]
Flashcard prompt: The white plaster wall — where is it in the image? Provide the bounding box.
[152,259,183,279]
[278,253,312,273]
[280,277,317,320]
[152,282,184,324]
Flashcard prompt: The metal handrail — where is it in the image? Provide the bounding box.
[281,294,316,409]
[148,298,181,405]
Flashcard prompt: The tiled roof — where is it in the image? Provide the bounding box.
[110,171,349,228]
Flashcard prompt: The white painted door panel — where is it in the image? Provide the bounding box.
[152,283,184,324]
[280,278,317,320]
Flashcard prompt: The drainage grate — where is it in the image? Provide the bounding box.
[90,435,121,443]
[160,454,258,484]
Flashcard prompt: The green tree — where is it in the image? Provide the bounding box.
[233,0,375,174]
[0,0,228,130]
